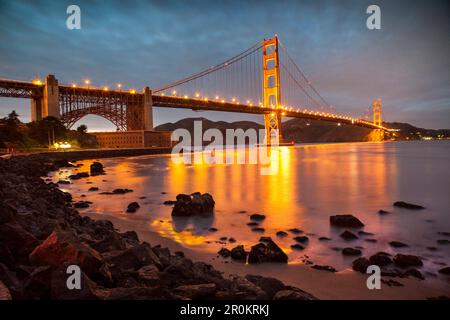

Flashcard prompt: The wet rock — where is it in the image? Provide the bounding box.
[382,279,403,287]
[250,214,266,221]
[288,228,303,234]
[352,257,371,273]
[273,288,317,300]
[105,242,162,272]
[251,227,265,233]
[137,264,160,286]
[88,187,99,192]
[230,245,247,261]
[438,267,450,275]
[0,221,39,264]
[437,239,450,245]
[318,237,331,241]
[340,230,358,240]
[171,192,215,216]
[393,201,425,210]
[69,172,90,180]
[290,244,304,250]
[358,231,374,236]
[369,252,392,267]
[217,248,231,258]
[74,201,91,209]
[53,159,75,168]
[311,265,337,272]
[378,209,391,215]
[276,231,288,237]
[393,254,423,268]
[342,248,362,256]
[259,236,272,243]
[293,236,309,243]
[126,202,140,213]
[113,188,133,194]
[29,229,107,280]
[330,215,364,228]
[389,241,409,248]
[404,268,425,280]
[174,283,217,299]
[0,280,12,300]
[245,275,285,299]
[90,162,104,176]
[248,240,288,264]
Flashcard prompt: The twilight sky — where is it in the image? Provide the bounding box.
[0,0,449,130]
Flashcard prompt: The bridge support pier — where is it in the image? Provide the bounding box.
[30,74,60,122]
[143,86,154,131]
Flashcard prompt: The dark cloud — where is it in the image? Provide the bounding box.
[0,0,448,129]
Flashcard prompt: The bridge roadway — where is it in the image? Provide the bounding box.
[0,78,388,131]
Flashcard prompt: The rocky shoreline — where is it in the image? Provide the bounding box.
[0,155,317,300]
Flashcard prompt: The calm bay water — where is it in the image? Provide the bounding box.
[53,140,450,279]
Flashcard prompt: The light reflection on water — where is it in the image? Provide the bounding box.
[52,141,450,278]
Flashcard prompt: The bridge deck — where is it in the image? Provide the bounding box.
[0,78,387,131]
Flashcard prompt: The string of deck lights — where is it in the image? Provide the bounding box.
[31,77,385,129]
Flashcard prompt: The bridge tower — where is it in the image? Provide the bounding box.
[31,74,60,121]
[262,36,281,145]
[372,99,382,126]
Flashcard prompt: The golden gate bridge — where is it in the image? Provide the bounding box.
[0,36,388,143]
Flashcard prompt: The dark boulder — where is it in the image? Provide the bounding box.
[251,227,265,233]
[69,172,90,180]
[318,237,331,241]
[293,236,309,243]
[438,267,450,275]
[389,241,409,248]
[29,229,107,280]
[245,275,285,299]
[369,252,392,267]
[342,248,362,256]
[393,201,425,210]
[217,248,231,258]
[378,209,390,215]
[437,239,450,245]
[330,215,364,228]
[290,244,304,250]
[250,214,266,221]
[340,230,358,240]
[352,257,371,273]
[276,231,288,237]
[90,162,104,176]
[171,192,215,216]
[248,240,288,264]
[126,202,140,213]
[288,228,303,234]
[404,268,425,280]
[259,236,272,243]
[393,254,423,268]
[88,187,99,192]
[230,245,247,261]
[272,287,317,300]
[311,265,337,272]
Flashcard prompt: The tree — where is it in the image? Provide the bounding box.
[0,110,23,146]
[76,124,87,134]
